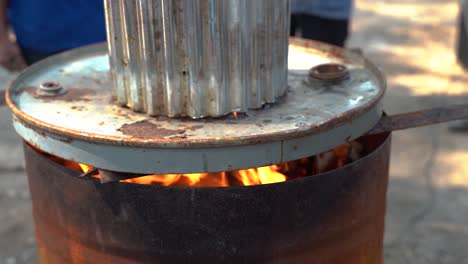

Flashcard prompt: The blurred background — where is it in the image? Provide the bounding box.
[1,0,468,263]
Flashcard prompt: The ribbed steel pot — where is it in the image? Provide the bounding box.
[24,133,390,264]
[104,0,290,118]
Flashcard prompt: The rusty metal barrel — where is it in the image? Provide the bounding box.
[104,0,291,118]
[24,133,390,264]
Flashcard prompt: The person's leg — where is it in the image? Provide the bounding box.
[290,14,299,37]
[457,9,468,70]
[19,47,61,65]
[327,19,349,48]
[299,14,349,47]
[448,10,468,132]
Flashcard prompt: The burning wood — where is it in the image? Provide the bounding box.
[315,141,364,173]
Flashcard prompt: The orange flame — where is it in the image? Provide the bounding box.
[232,165,286,186]
[75,164,287,187]
[79,164,93,173]
[121,172,229,187]
[233,112,238,119]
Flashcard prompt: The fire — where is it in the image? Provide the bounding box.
[79,163,93,173]
[74,152,287,187]
[77,164,286,187]
[121,172,229,187]
[233,112,238,119]
[37,140,363,187]
[234,165,286,185]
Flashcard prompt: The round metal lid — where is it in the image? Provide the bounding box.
[6,38,385,174]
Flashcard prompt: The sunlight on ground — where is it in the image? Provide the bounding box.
[355,0,468,95]
[392,74,468,95]
[357,2,457,25]
[389,43,467,95]
[436,151,468,188]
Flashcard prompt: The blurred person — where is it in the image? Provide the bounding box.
[457,0,468,70]
[290,0,353,47]
[0,0,106,71]
[449,0,468,131]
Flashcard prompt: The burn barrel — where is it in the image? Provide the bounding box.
[24,132,390,264]
[6,37,389,263]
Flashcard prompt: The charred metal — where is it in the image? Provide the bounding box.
[24,133,391,263]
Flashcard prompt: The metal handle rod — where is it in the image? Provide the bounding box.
[366,104,468,135]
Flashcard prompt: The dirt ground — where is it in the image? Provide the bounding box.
[350,0,468,263]
[1,0,468,263]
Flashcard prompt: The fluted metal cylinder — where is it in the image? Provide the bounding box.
[104,0,290,118]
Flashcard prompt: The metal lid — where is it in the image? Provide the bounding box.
[6,39,386,174]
